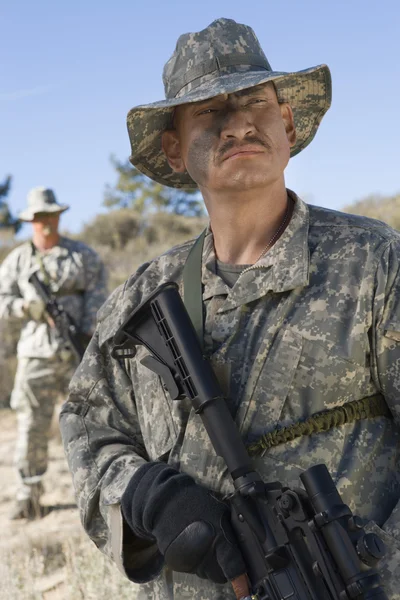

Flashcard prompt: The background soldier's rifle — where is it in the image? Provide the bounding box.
[28,272,86,362]
[112,282,388,600]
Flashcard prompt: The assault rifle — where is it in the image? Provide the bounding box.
[28,272,86,362]
[112,282,388,600]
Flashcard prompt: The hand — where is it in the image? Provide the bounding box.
[23,299,46,321]
[122,462,247,585]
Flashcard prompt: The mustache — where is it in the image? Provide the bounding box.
[217,136,272,161]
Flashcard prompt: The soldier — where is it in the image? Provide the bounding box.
[60,18,400,600]
[0,186,108,519]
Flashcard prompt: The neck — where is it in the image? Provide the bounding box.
[201,179,291,264]
[32,233,60,252]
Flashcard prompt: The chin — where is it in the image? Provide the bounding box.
[221,160,277,188]
[223,173,273,191]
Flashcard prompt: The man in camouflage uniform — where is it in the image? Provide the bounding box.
[60,18,400,600]
[0,187,107,519]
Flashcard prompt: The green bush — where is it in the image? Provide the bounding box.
[80,208,142,250]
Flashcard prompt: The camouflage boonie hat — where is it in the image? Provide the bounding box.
[127,18,332,190]
[19,187,69,222]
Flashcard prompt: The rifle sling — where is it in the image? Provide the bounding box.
[247,393,391,457]
[31,242,51,286]
[182,229,207,350]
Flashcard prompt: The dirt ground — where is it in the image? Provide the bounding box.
[0,407,83,599]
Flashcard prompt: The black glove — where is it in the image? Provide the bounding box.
[121,462,246,584]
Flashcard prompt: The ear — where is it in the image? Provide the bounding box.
[280,103,297,148]
[162,130,186,173]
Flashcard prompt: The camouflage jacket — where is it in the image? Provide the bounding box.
[0,237,108,358]
[60,193,400,599]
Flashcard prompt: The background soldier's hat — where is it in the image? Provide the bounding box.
[127,17,332,190]
[18,187,70,222]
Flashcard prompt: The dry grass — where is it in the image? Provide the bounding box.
[0,409,140,600]
[63,536,140,600]
[0,531,140,600]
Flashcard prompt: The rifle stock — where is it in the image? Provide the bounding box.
[112,281,388,600]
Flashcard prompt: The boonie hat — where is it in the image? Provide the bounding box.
[127,17,332,190]
[18,187,69,222]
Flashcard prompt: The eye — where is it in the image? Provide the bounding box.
[247,98,266,106]
[196,107,217,116]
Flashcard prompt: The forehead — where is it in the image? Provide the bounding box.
[173,81,276,124]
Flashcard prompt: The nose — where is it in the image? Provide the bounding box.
[220,107,256,141]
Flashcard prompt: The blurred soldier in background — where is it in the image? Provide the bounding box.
[0,187,108,519]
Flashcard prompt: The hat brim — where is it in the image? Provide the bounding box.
[127,64,332,189]
[18,205,70,222]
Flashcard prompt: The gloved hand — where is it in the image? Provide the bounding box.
[23,299,46,321]
[121,462,246,584]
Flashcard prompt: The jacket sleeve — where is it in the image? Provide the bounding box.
[59,287,161,583]
[0,249,26,319]
[369,240,400,594]
[373,240,400,427]
[80,248,108,335]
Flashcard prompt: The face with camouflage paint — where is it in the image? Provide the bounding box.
[162,82,296,195]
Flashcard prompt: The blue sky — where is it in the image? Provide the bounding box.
[2,0,399,237]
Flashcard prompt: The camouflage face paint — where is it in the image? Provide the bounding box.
[186,127,216,185]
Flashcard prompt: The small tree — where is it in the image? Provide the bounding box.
[104,157,205,217]
[0,175,20,236]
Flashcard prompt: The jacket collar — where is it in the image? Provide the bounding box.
[202,190,310,310]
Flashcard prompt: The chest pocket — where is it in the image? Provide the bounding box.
[131,346,178,461]
[279,334,367,426]
[44,249,85,294]
[237,327,367,443]
[237,326,303,442]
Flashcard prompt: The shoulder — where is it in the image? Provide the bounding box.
[0,242,32,269]
[308,204,400,248]
[125,237,196,292]
[97,237,198,345]
[61,237,103,263]
[123,236,197,300]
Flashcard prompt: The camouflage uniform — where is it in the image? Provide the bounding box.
[60,194,400,599]
[0,236,107,503]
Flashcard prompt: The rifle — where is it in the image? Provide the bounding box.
[28,271,86,362]
[112,281,388,600]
